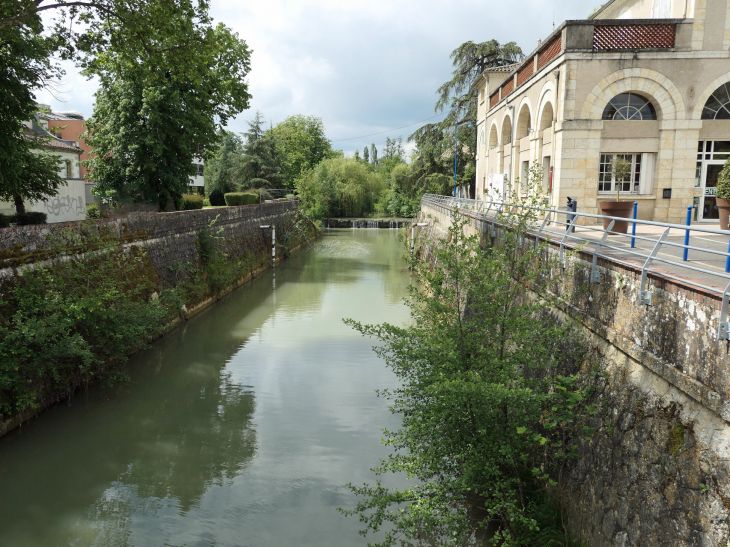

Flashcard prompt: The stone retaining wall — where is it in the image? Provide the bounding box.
[416,201,730,547]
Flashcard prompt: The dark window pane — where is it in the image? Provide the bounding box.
[716,106,730,120]
[714,84,730,105]
[611,93,631,108]
[713,142,730,153]
[642,102,657,120]
[629,93,648,108]
[602,105,618,120]
[698,141,704,152]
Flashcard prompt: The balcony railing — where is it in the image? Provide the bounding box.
[488,18,689,109]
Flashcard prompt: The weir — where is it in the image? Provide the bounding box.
[416,198,730,547]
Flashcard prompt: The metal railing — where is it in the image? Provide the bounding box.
[420,194,730,341]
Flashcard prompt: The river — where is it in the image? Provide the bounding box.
[0,229,411,547]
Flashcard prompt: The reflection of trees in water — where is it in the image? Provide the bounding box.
[79,373,257,546]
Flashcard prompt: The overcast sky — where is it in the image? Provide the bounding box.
[37,0,590,156]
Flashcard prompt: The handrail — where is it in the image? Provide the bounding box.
[419,194,730,339]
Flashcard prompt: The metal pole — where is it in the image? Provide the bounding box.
[631,202,638,249]
[272,225,276,266]
[725,236,730,273]
[683,206,692,262]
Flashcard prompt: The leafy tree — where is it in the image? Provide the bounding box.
[205,131,244,197]
[296,157,384,220]
[382,136,404,161]
[341,192,594,546]
[0,8,64,212]
[410,39,523,198]
[363,146,369,163]
[354,149,360,161]
[370,143,378,166]
[83,14,252,210]
[239,111,283,189]
[270,115,333,188]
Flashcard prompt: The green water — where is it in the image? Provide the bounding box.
[0,229,411,547]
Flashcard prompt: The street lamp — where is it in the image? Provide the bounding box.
[411,223,429,253]
[454,120,474,198]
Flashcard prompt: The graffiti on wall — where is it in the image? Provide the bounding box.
[45,195,85,218]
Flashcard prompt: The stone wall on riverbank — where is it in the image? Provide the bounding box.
[415,202,730,547]
[325,218,411,229]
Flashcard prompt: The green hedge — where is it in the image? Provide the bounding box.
[182,194,204,210]
[209,189,226,206]
[86,203,103,219]
[13,212,47,225]
[0,214,10,228]
[224,192,259,206]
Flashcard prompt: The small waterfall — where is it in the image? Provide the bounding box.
[389,220,396,229]
[352,220,356,228]
[368,220,378,228]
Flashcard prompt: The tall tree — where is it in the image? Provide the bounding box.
[410,39,523,197]
[370,143,378,166]
[270,115,333,188]
[83,11,252,210]
[363,146,369,163]
[0,7,65,212]
[239,111,283,189]
[205,131,244,197]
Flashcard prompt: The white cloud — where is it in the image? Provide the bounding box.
[36,0,590,154]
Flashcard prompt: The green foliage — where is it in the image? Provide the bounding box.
[341,189,592,546]
[224,192,258,206]
[86,203,103,219]
[12,211,47,225]
[82,5,253,211]
[668,423,686,455]
[0,230,172,419]
[205,131,245,197]
[209,188,226,207]
[0,7,65,212]
[239,111,284,189]
[717,158,730,200]
[610,157,632,201]
[182,194,204,210]
[363,146,370,163]
[270,114,334,188]
[296,157,384,220]
[0,214,10,228]
[203,198,211,207]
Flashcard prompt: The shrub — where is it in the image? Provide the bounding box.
[203,198,211,207]
[224,192,259,206]
[717,158,730,200]
[209,188,226,206]
[0,214,10,228]
[86,203,103,219]
[13,212,47,225]
[182,194,204,210]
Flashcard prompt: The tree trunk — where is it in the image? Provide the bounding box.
[13,194,25,214]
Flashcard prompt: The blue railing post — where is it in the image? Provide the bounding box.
[683,205,692,262]
[631,202,638,249]
[725,236,730,273]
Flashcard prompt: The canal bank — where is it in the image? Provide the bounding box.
[325,217,411,228]
[0,203,317,438]
[0,228,411,546]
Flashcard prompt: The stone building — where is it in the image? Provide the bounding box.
[475,0,730,224]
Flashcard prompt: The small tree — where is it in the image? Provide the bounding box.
[363,146,369,163]
[240,111,283,189]
[716,157,730,200]
[610,156,632,202]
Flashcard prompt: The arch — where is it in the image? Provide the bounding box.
[538,101,554,131]
[602,92,657,121]
[699,82,730,120]
[581,68,685,120]
[693,72,730,119]
[488,122,499,149]
[500,114,513,146]
[515,103,532,140]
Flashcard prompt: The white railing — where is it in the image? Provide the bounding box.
[420,194,730,340]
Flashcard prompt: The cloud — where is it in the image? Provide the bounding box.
[37,0,590,154]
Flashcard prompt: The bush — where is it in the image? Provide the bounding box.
[0,214,10,228]
[717,158,730,200]
[203,198,211,207]
[209,188,226,206]
[182,194,204,210]
[86,203,103,219]
[224,192,259,206]
[13,212,47,225]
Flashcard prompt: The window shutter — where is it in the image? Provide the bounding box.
[651,0,672,18]
[639,153,656,195]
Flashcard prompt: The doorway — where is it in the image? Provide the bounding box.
[699,161,724,222]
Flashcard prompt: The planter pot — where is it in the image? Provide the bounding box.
[599,200,635,234]
[718,198,730,230]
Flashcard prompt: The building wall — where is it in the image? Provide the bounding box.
[477,2,730,225]
[46,119,90,178]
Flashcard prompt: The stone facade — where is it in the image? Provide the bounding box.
[475,0,730,226]
[417,199,730,546]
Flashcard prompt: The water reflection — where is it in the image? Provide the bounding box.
[0,229,411,547]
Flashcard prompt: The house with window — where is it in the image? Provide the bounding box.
[0,118,86,222]
[475,0,730,224]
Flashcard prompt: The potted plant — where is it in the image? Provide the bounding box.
[599,156,635,234]
[716,158,730,230]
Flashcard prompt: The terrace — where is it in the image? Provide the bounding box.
[488,18,693,110]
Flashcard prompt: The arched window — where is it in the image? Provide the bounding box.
[602,93,657,121]
[701,83,730,120]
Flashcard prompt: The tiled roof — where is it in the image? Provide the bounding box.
[488,63,519,73]
[24,127,83,153]
[48,110,85,121]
